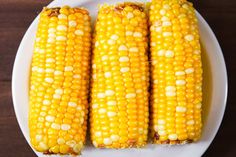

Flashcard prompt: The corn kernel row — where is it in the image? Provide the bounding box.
[90,3,149,148]
[149,0,202,144]
[29,6,91,154]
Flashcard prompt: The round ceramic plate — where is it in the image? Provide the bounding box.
[12,0,228,156]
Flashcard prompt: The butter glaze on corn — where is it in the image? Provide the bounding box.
[149,0,202,144]
[90,2,149,148]
[29,6,91,154]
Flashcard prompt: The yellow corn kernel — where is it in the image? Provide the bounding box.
[90,2,149,148]
[150,0,202,144]
[29,6,91,154]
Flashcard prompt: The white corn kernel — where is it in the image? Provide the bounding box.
[55,89,63,95]
[165,86,176,91]
[187,120,195,125]
[48,28,56,33]
[99,108,106,114]
[46,58,55,63]
[107,112,116,117]
[92,104,98,109]
[176,80,186,85]
[162,21,172,26]
[103,138,112,145]
[97,93,105,98]
[77,106,83,111]
[57,25,67,31]
[54,70,63,75]
[163,4,171,9]
[47,38,55,43]
[126,93,136,98]
[154,125,159,132]
[161,16,169,21]
[175,71,185,76]
[118,45,128,51]
[51,123,60,130]
[66,140,76,147]
[176,106,187,112]
[111,34,119,40]
[102,55,108,61]
[107,101,117,106]
[126,31,133,36]
[75,30,84,35]
[39,142,48,150]
[163,32,172,37]
[119,56,129,62]
[37,68,44,73]
[133,32,142,37]
[73,74,81,79]
[160,9,166,15]
[32,66,38,72]
[56,36,67,41]
[194,50,201,54]
[58,14,67,19]
[158,130,167,136]
[168,134,178,140]
[155,26,162,32]
[158,50,165,56]
[38,49,45,54]
[69,21,77,27]
[108,39,115,45]
[68,102,77,107]
[120,67,130,73]
[158,119,166,125]
[45,78,53,83]
[35,135,42,142]
[127,12,134,19]
[95,132,102,137]
[129,47,139,52]
[45,68,54,73]
[65,66,73,71]
[46,115,55,122]
[165,50,174,57]
[61,124,71,131]
[111,135,120,141]
[104,72,112,78]
[166,91,176,97]
[185,34,194,41]
[195,103,202,109]
[185,68,194,74]
[105,90,115,96]
[43,100,50,105]
[57,138,65,144]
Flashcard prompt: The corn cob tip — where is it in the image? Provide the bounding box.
[99,2,145,14]
[42,6,89,17]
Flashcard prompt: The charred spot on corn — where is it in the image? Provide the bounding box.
[114,2,144,12]
[42,6,89,17]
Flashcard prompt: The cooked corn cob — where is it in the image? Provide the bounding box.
[29,6,91,154]
[90,2,149,148]
[149,0,202,144]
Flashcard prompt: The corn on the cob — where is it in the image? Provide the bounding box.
[149,0,202,144]
[29,6,91,154]
[90,2,149,148]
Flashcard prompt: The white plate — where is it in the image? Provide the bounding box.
[12,0,228,156]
